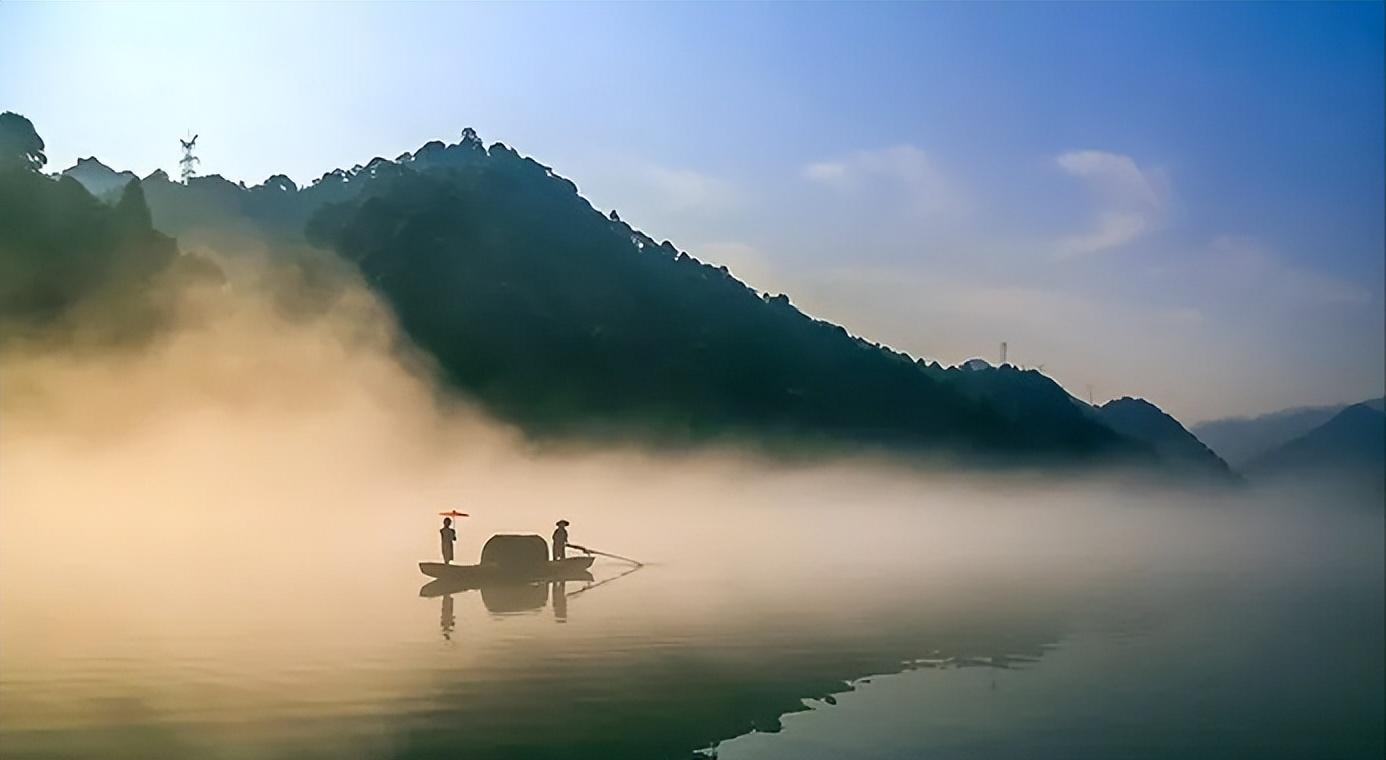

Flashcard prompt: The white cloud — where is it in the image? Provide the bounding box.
[802,145,966,217]
[1055,150,1162,209]
[636,164,742,215]
[1054,150,1167,258]
[802,162,848,183]
[1056,211,1151,259]
[579,158,743,226]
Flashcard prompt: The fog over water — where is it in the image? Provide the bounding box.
[2,258,1381,759]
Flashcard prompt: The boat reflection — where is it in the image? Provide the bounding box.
[420,563,644,636]
[420,572,594,632]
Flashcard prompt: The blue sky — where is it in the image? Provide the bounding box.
[3,2,1382,421]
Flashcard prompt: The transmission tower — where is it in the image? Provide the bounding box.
[1000,341,1008,366]
[179,132,200,183]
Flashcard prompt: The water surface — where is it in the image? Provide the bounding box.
[3,472,1380,760]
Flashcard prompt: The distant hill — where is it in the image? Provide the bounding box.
[922,362,1143,454]
[1091,397,1237,481]
[1192,402,1356,467]
[61,157,136,202]
[919,364,1230,479]
[2,116,219,339]
[21,118,1227,472]
[1244,403,1385,491]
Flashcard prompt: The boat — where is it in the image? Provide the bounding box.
[421,571,595,599]
[420,533,595,582]
[418,556,594,582]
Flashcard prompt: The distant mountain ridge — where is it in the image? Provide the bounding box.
[1090,397,1237,481]
[2,121,218,337]
[38,121,1230,474]
[1191,400,1382,468]
[1244,402,1385,485]
[60,157,137,201]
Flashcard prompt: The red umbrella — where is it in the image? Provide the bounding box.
[438,510,469,517]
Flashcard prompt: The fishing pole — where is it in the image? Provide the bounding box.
[566,543,643,567]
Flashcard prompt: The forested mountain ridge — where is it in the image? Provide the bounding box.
[13,113,1228,471]
[295,136,1145,460]
[0,113,219,340]
[1090,397,1237,481]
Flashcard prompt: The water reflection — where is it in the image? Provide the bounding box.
[385,562,1073,759]
[421,565,642,631]
[565,563,645,600]
[480,583,549,614]
[440,593,455,640]
[551,581,568,622]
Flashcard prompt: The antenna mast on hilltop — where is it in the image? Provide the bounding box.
[179,132,200,183]
[999,341,1008,366]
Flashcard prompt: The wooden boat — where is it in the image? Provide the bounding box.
[419,555,594,582]
[422,533,596,582]
[418,570,594,600]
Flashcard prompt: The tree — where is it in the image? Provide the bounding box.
[114,180,153,231]
[0,112,46,172]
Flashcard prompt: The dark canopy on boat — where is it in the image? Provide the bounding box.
[480,534,548,571]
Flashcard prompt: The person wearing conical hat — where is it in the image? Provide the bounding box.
[552,520,570,561]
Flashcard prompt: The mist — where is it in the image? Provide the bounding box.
[5,3,1382,755]
[1,248,1380,760]
[3,245,1378,586]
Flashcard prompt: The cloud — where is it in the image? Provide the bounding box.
[1054,150,1167,258]
[802,162,848,183]
[1056,211,1151,259]
[802,145,966,217]
[635,163,742,215]
[1055,150,1162,208]
[579,158,744,227]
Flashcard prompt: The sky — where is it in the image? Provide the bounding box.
[2,2,1382,422]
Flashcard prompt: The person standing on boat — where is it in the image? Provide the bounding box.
[552,520,570,560]
[440,517,458,564]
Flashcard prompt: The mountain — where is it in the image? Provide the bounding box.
[917,365,1230,479]
[921,362,1142,454]
[1192,402,1361,468]
[61,157,137,201]
[136,138,483,251]
[302,161,1137,460]
[1091,397,1237,481]
[13,116,1218,471]
[296,142,1165,462]
[1243,403,1385,490]
[138,168,366,251]
[1,119,219,338]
